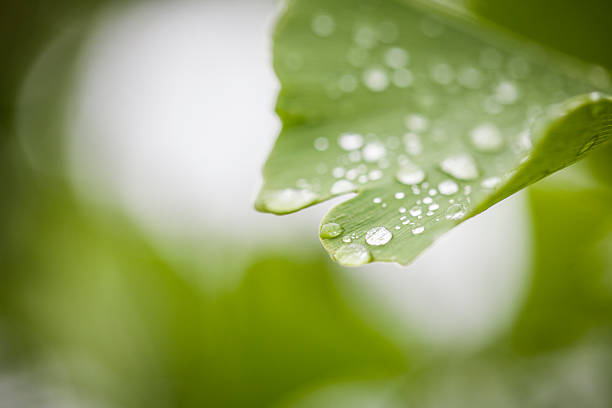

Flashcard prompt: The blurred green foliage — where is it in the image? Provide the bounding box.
[0,0,612,406]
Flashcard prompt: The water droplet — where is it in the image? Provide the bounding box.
[363,68,389,92]
[481,177,501,189]
[395,192,405,199]
[342,236,352,243]
[362,142,387,162]
[264,189,317,213]
[366,226,393,246]
[369,169,383,180]
[314,137,329,151]
[423,197,433,205]
[396,163,426,185]
[446,203,467,220]
[392,69,414,88]
[405,114,429,132]
[430,63,454,85]
[312,14,335,37]
[409,206,422,217]
[403,133,423,156]
[457,66,482,89]
[440,154,479,180]
[332,167,345,178]
[339,74,358,93]
[428,189,437,196]
[320,222,344,239]
[354,26,378,49]
[385,47,409,69]
[494,81,519,104]
[438,179,459,195]
[335,244,372,266]
[373,197,382,204]
[394,225,401,230]
[338,133,364,150]
[331,180,355,195]
[412,226,425,235]
[399,207,407,213]
[470,123,503,152]
[428,203,440,211]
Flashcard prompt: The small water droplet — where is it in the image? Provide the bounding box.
[392,69,413,88]
[354,26,378,49]
[470,123,503,152]
[481,177,501,189]
[369,169,383,180]
[366,226,393,246]
[403,133,423,156]
[438,179,459,196]
[405,114,429,132]
[385,47,409,69]
[342,236,352,243]
[373,197,382,204]
[409,206,422,217]
[457,66,482,89]
[394,225,401,230]
[412,226,425,235]
[312,14,335,37]
[428,203,439,211]
[362,142,387,162]
[395,192,405,199]
[399,207,407,213]
[494,81,519,104]
[338,133,364,150]
[320,222,344,239]
[446,203,467,220]
[363,68,389,92]
[440,154,479,180]
[339,74,358,93]
[314,137,329,151]
[430,63,454,85]
[335,243,372,266]
[331,180,355,195]
[396,163,426,185]
[428,189,437,196]
[332,167,345,178]
[423,197,433,205]
[263,188,317,213]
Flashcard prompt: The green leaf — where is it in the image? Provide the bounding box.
[256,0,612,266]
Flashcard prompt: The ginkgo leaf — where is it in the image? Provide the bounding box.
[255,0,612,266]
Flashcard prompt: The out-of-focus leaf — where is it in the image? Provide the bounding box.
[255,0,612,266]
[510,186,612,353]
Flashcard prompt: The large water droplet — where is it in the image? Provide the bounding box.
[481,177,501,189]
[446,203,467,220]
[331,180,355,195]
[411,226,425,235]
[362,142,387,162]
[320,222,344,239]
[338,133,364,151]
[263,189,317,213]
[440,154,479,180]
[334,244,372,266]
[365,226,393,246]
[311,14,335,37]
[470,123,503,152]
[396,163,426,185]
[438,179,458,196]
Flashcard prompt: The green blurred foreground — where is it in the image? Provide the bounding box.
[1,0,612,406]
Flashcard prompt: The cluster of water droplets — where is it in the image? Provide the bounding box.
[263,6,612,264]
